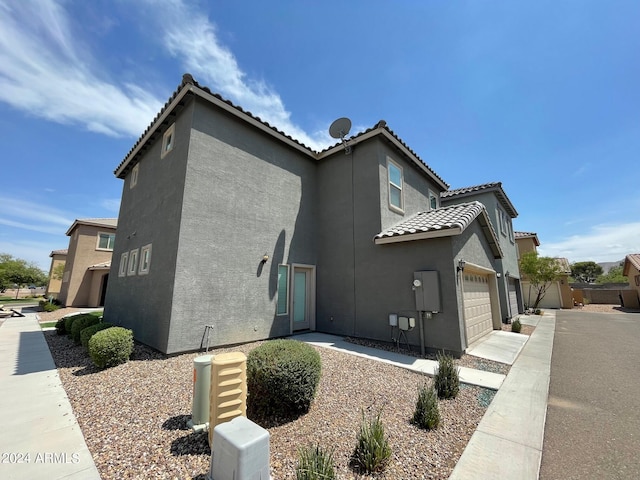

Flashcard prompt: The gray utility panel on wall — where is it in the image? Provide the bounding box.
[413,271,441,312]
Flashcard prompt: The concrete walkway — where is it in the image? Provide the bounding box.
[449,311,555,480]
[0,313,100,480]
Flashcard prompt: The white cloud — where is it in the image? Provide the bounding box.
[538,222,640,263]
[0,239,60,272]
[100,198,121,213]
[0,0,162,137]
[145,0,334,150]
[0,197,73,235]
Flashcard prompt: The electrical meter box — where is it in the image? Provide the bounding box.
[413,271,441,312]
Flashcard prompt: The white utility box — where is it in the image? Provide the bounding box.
[209,416,270,480]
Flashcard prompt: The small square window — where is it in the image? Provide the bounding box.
[138,244,152,275]
[429,190,439,210]
[128,249,139,276]
[97,232,116,251]
[119,252,128,277]
[161,123,175,158]
[130,164,139,189]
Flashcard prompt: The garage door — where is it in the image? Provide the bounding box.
[463,273,493,345]
[508,279,519,319]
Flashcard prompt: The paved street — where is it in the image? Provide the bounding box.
[540,309,640,479]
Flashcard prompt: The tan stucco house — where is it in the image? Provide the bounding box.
[622,254,640,308]
[58,218,117,307]
[45,248,67,299]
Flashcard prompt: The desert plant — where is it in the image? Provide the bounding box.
[54,318,66,335]
[247,339,321,419]
[88,326,133,369]
[296,444,336,480]
[412,382,440,430]
[350,409,391,474]
[511,319,522,333]
[42,302,60,312]
[80,322,113,349]
[434,351,460,399]
[535,309,542,315]
[71,316,100,344]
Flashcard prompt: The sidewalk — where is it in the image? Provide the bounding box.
[449,311,555,479]
[0,313,100,480]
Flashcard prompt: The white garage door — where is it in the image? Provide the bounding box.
[508,279,519,318]
[463,273,493,346]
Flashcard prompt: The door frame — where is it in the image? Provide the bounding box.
[290,263,316,333]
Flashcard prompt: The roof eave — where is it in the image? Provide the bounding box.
[374,226,463,244]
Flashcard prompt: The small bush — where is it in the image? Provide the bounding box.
[350,409,391,474]
[247,339,321,419]
[42,302,60,312]
[54,318,66,335]
[296,444,336,480]
[534,308,542,315]
[511,319,522,333]
[71,316,100,344]
[434,351,460,399]
[64,314,88,336]
[80,322,113,349]
[88,327,134,369]
[412,382,440,430]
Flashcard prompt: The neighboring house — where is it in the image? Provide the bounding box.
[622,254,640,308]
[58,218,117,307]
[515,232,572,309]
[104,74,507,356]
[45,248,67,298]
[441,182,523,321]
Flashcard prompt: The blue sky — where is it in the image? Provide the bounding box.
[1,0,639,272]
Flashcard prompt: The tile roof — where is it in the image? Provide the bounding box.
[441,182,518,217]
[623,254,640,275]
[374,201,502,258]
[553,257,571,274]
[65,218,118,236]
[49,249,68,256]
[114,74,449,190]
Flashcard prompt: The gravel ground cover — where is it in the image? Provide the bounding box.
[42,308,503,480]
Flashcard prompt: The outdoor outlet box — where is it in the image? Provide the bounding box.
[413,271,441,312]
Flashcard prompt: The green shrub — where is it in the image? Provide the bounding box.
[63,313,93,337]
[412,382,440,430]
[534,308,542,315]
[434,351,460,399]
[88,327,134,369]
[296,444,336,480]
[71,316,100,344]
[350,409,391,474]
[80,322,113,349]
[511,319,522,333]
[54,318,66,335]
[42,303,60,312]
[247,339,321,418]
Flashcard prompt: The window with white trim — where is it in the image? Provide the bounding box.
[130,164,139,189]
[97,232,116,251]
[429,190,439,210]
[128,248,139,276]
[277,265,289,315]
[387,158,404,212]
[138,244,152,275]
[161,123,175,158]
[119,252,128,277]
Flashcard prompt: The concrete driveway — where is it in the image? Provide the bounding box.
[540,309,640,479]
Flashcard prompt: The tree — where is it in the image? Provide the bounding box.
[570,261,603,283]
[596,264,627,284]
[0,253,48,298]
[519,251,564,309]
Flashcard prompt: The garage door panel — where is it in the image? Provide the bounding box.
[463,274,493,345]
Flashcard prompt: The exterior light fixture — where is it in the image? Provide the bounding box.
[457,259,466,273]
[261,254,269,263]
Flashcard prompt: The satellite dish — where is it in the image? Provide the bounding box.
[329,117,352,139]
[329,117,352,154]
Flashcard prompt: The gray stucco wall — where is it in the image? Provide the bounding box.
[166,98,317,354]
[104,102,194,352]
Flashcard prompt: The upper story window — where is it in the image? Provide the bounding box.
[138,244,152,275]
[497,208,508,236]
[161,123,175,158]
[97,232,116,251]
[387,158,404,212]
[429,190,439,210]
[118,252,128,277]
[128,248,139,276]
[130,164,139,189]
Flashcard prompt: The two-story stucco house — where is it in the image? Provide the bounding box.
[441,182,522,321]
[58,218,117,307]
[104,74,510,356]
[45,248,67,299]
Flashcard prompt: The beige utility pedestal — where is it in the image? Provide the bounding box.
[208,352,247,446]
